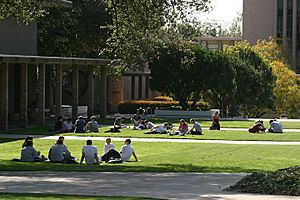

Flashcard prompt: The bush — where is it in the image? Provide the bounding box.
[117,100,210,114]
[225,166,300,196]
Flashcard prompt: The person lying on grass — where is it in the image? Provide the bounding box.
[187,118,203,135]
[80,140,99,165]
[21,140,46,162]
[169,119,189,136]
[144,123,168,134]
[144,120,155,129]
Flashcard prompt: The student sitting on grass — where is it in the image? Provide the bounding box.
[248,120,266,133]
[170,119,189,136]
[54,116,67,133]
[144,123,168,134]
[21,140,46,162]
[144,120,155,129]
[120,139,139,162]
[74,116,86,133]
[131,114,140,130]
[48,139,76,164]
[101,138,120,163]
[86,116,100,133]
[188,118,203,135]
[268,119,283,133]
[136,120,147,130]
[22,136,33,148]
[80,140,99,165]
[105,116,125,133]
[63,118,74,132]
[210,111,221,130]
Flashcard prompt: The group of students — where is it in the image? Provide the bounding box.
[19,136,139,164]
[54,116,100,133]
[248,119,283,133]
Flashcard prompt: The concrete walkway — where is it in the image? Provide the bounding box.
[1,134,300,145]
[0,172,299,200]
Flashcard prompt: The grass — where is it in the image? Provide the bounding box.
[0,193,162,200]
[0,138,300,173]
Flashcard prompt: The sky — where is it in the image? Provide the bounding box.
[195,0,243,27]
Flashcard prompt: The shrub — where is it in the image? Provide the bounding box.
[117,100,210,114]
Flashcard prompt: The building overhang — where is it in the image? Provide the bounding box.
[44,0,73,8]
[0,54,117,66]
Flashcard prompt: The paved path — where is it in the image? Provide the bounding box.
[1,134,300,145]
[0,172,299,200]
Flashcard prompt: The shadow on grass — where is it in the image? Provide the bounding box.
[0,161,267,173]
[0,138,23,144]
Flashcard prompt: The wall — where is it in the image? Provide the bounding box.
[0,19,37,55]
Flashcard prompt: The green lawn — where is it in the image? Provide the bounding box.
[0,138,299,173]
[0,193,161,200]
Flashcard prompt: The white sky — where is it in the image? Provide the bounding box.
[195,0,243,26]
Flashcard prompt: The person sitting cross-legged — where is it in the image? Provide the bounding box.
[48,139,76,163]
[101,138,120,163]
[21,140,46,162]
[74,116,86,133]
[268,119,283,133]
[80,140,99,165]
[170,119,189,136]
[86,116,100,133]
[188,118,203,135]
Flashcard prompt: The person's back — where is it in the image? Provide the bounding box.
[81,140,98,165]
[21,146,38,162]
[120,144,134,161]
[75,117,86,133]
[270,121,283,133]
[249,123,261,133]
[64,120,74,131]
[87,120,99,132]
[193,122,202,133]
[49,142,70,162]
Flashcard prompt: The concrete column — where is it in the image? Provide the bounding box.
[292,0,297,68]
[20,63,28,128]
[145,75,150,99]
[87,69,94,117]
[131,76,135,100]
[38,64,46,126]
[55,64,63,118]
[72,66,79,120]
[283,0,288,47]
[138,76,143,99]
[99,67,107,118]
[0,63,9,130]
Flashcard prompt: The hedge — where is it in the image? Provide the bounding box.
[117,100,210,114]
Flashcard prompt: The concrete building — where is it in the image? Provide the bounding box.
[243,0,300,72]
[198,37,243,51]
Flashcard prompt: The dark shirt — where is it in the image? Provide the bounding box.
[75,119,86,133]
[55,121,63,131]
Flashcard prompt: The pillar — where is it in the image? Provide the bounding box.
[38,64,46,126]
[72,66,79,120]
[292,0,297,68]
[283,0,288,47]
[55,64,63,118]
[87,68,95,117]
[99,67,107,118]
[145,75,150,99]
[0,63,9,130]
[20,63,28,128]
[138,76,143,99]
[131,76,136,100]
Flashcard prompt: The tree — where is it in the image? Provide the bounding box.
[104,0,211,71]
[224,42,275,117]
[253,39,300,117]
[227,12,242,37]
[38,0,112,58]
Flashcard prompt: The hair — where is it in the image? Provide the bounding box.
[25,136,33,141]
[59,136,64,140]
[121,116,125,120]
[25,140,33,147]
[269,120,274,124]
[58,116,63,120]
[56,139,63,145]
[180,119,185,123]
[190,118,195,122]
[86,140,92,145]
[125,139,131,144]
[90,116,96,120]
[106,138,111,142]
[144,119,149,123]
[78,116,83,119]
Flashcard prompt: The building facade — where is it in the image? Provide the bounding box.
[243,0,300,72]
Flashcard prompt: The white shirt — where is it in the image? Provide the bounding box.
[147,122,155,129]
[154,124,166,133]
[120,144,134,161]
[270,121,283,133]
[82,145,98,164]
[103,143,115,154]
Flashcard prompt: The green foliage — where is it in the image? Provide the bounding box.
[226,166,300,196]
[0,0,46,23]
[38,0,112,58]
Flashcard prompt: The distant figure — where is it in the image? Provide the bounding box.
[210,111,220,130]
[170,119,189,136]
[248,120,266,133]
[22,136,33,148]
[86,116,100,132]
[268,119,283,133]
[144,120,155,129]
[80,140,99,165]
[74,116,86,133]
[63,118,74,132]
[55,116,66,133]
[21,140,45,162]
[136,120,147,130]
[114,116,126,129]
[144,123,168,134]
[188,118,203,135]
[48,139,75,163]
[120,139,139,162]
[131,114,140,129]
[101,138,120,163]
